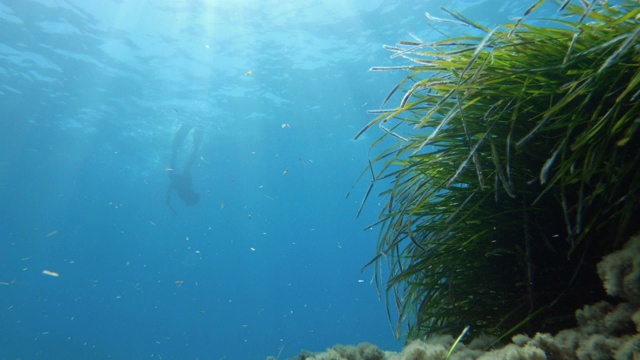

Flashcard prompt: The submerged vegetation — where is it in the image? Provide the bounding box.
[358,0,640,340]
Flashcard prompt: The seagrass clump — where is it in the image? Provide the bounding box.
[358,0,640,339]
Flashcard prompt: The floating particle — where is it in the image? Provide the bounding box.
[245,70,252,76]
[42,270,59,277]
[281,123,291,129]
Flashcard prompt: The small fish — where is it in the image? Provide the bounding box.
[245,71,252,76]
[282,168,289,176]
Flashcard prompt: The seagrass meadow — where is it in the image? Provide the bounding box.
[357,0,640,341]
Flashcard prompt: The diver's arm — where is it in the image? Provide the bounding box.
[170,123,193,169]
[184,127,203,171]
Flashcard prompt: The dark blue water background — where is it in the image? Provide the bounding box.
[0,1,559,358]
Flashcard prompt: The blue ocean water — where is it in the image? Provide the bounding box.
[0,1,553,359]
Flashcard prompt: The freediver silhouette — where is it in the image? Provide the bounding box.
[166,123,203,215]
